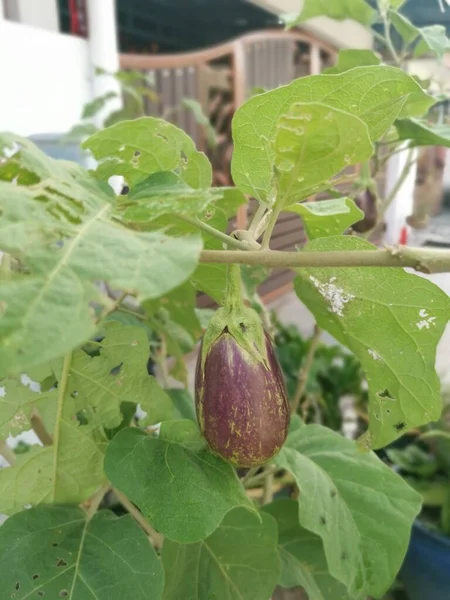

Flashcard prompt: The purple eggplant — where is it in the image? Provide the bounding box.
[195,309,289,467]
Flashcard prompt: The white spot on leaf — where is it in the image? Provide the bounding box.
[309,276,355,317]
[416,310,436,330]
[368,349,382,362]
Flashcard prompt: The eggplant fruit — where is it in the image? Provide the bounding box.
[353,187,378,233]
[195,303,289,467]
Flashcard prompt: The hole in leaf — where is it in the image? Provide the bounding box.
[59,591,69,598]
[56,558,68,567]
[395,422,406,432]
[32,574,39,580]
[38,592,45,597]
[15,583,19,591]
[134,150,141,157]
[377,389,395,401]
[110,362,123,376]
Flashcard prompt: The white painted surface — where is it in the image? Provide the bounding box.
[248,0,374,49]
[384,146,418,245]
[0,20,91,136]
[7,0,59,31]
[86,0,122,126]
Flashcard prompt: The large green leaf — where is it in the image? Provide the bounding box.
[231,67,434,202]
[395,118,450,147]
[273,103,373,206]
[83,116,212,188]
[162,508,280,600]
[323,50,381,74]
[286,198,364,239]
[67,321,173,429]
[264,499,360,600]
[273,423,422,598]
[0,134,202,378]
[104,422,255,543]
[283,0,375,28]
[294,236,449,449]
[0,505,164,599]
[0,420,105,513]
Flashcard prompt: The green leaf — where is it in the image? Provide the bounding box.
[414,25,450,59]
[389,11,420,44]
[395,118,450,147]
[285,198,364,240]
[283,0,375,28]
[182,98,218,148]
[0,505,164,599]
[294,236,449,449]
[273,424,422,598]
[273,103,373,206]
[323,49,381,74]
[162,508,280,600]
[104,422,256,542]
[232,67,434,203]
[264,499,359,600]
[168,388,197,422]
[0,135,203,377]
[67,321,173,429]
[83,116,212,188]
[0,421,105,513]
[82,90,118,119]
[121,171,222,223]
[62,122,99,143]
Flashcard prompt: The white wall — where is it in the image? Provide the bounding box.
[4,0,59,32]
[249,0,374,49]
[0,20,91,136]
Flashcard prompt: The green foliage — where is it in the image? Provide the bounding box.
[283,0,375,28]
[83,117,212,189]
[295,236,449,449]
[323,49,381,74]
[232,66,433,203]
[286,197,364,239]
[395,119,450,147]
[0,505,164,599]
[104,423,256,542]
[2,3,450,596]
[274,423,422,598]
[162,508,280,599]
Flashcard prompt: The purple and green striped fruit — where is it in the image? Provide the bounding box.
[195,303,289,467]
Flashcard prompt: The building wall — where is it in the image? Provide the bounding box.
[0,20,91,136]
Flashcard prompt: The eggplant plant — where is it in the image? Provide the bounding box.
[1,1,450,599]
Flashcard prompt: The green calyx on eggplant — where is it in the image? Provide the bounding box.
[195,264,289,467]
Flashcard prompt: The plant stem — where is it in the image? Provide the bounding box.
[261,206,281,250]
[113,487,163,547]
[223,263,244,312]
[383,152,416,212]
[86,483,110,520]
[30,409,53,446]
[52,351,72,498]
[242,466,259,484]
[154,335,170,387]
[380,8,401,65]
[291,325,321,415]
[262,471,274,505]
[178,214,251,250]
[0,439,16,465]
[200,245,450,274]
[248,204,267,237]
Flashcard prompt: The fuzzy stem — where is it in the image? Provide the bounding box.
[113,487,163,548]
[291,325,321,415]
[248,204,267,237]
[261,206,281,250]
[85,484,110,520]
[200,245,450,274]
[178,214,251,250]
[52,351,72,497]
[223,263,244,312]
[262,471,274,505]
